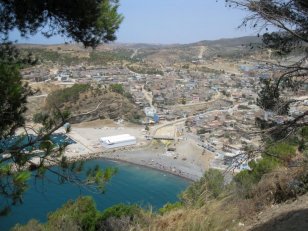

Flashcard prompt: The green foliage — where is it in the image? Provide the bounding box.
[0,0,123,48]
[0,0,123,218]
[13,199,142,231]
[96,0,124,43]
[123,92,134,101]
[109,83,124,94]
[182,169,224,207]
[265,142,296,164]
[33,112,49,124]
[99,204,141,221]
[257,78,281,112]
[234,143,296,196]
[159,202,182,215]
[197,128,206,135]
[301,126,308,140]
[46,84,90,107]
[235,158,279,194]
[128,112,143,124]
[228,0,307,128]
[0,43,37,67]
[46,196,99,231]
[0,169,31,215]
[86,166,117,192]
[204,169,225,198]
[298,126,308,152]
[13,171,31,186]
[0,64,32,139]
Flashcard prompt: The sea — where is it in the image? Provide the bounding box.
[0,159,190,230]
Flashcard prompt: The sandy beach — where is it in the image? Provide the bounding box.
[58,120,214,181]
[98,146,205,181]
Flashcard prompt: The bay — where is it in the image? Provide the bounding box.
[0,159,190,230]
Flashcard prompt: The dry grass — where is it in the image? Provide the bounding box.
[143,198,241,231]
[135,165,308,231]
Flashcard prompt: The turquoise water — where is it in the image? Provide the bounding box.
[0,159,190,230]
[0,133,76,153]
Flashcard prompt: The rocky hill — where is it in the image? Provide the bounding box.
[18,36,264,66]
[29,83,144,124]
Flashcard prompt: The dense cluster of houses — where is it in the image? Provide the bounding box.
[22,61,307,172]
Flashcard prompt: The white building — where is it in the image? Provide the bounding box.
[100,134,136,149]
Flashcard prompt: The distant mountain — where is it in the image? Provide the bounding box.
[111,36,262,49]
[192,36,262,47]
[16,36,265,65]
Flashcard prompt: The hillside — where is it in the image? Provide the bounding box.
[27,83,144,124]
[194,36,262,47]
[17,36,264,65]
[14,129,308,231]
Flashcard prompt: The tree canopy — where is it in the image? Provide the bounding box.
[0,0,123,216]
[227,0,307,135]
[0,0,123,47]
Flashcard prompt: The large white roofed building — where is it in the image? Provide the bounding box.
[100,134,137,149]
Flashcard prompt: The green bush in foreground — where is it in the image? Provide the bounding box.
[13,198,143,231]
[265,142,296,164]
[99,204,141,221]
[46,196,99,231]
[181,169,225,207]
[12,197,99,231]
[234,142,297,197]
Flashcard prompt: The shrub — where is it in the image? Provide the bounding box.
[32,112,49,124]
[109,83,124,94]
[181,169,225,207]
[99,204,141,221]
[264,143,296,165]
[128,112,143,124]
[46,84,90,107]
[204,169,225,198]
[234,143,297,197]
[234,158,280,197]
[197,128,206,135]
[46,196,99,231]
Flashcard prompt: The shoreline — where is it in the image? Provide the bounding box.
[64,144,204,181]
[56,121,212,181]
[98,156,195,182]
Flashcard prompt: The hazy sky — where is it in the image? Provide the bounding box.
[10,0,256,45]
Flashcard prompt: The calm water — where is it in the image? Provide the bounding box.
[0,159,190,230]
[0,133,76,153]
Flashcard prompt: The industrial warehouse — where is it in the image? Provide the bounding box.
[100,134,137,149]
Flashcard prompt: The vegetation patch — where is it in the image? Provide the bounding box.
[46,84,90,107]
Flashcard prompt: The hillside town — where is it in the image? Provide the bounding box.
[20,45,308,174]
